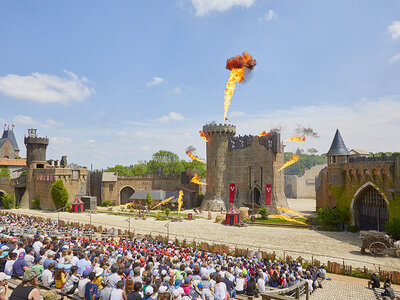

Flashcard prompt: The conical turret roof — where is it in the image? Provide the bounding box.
[1,128,19,151]
[327,129,350,156]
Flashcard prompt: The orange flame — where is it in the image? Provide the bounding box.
[186,151,205,163]
[258,130,272,137]
[177,190,184,214]
[284,135,306,142]
[270,215,307,225]
[191,173,207,185]
[223,52,256,122]
[277,154,299,172]
[200,131,207,142]
[151,196,174,210]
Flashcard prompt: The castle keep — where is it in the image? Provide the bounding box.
[201,123,288,213]
[316,129,400,231]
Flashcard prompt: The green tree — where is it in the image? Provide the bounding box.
[131,162,148,176]
[50,179,69,209]
[145,192,153,207]
[283,153,327,176]
[164,208,170,217]
[0,167,10,179]
[385,218,400,240]
[1,193,15,209]
[316,207,350,231]
[258,207,269,220]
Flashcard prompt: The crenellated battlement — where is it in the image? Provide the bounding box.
[24,137,49,145]
[203,123,236,136]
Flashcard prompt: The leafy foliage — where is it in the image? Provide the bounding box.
[283,153,327,176]
[316,207,350,231]
[50,179,69,209]
[65,201,72,213]
[258,207,269,220]
[164,208,170,217]
[1,193,15,209]
[32,198,40,209]
[0,167,10,179]
[101,199,114,207]
[145,192,153,206]
[385,218,400,240]
[105,150,206,178]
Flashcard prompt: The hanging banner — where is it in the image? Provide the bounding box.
[229,183,235,203]
[265,184,272,205]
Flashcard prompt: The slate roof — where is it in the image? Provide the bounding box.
[327,129,350,156]
[1,129,19,151]
[129,190,166,201]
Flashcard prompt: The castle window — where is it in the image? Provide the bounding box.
[109,184,113,192]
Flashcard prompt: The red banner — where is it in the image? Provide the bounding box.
[265,184,272,205]
[229,183,235,203]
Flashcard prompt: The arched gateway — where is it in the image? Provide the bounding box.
[352,183,388,231]
[119,186,135,205]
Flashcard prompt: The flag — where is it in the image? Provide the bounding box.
[229,183,235,203]
[265,184,272,205]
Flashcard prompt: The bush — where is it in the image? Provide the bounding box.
[1,193,15,209]
[50,179,69,209]
[164,208,170,217]
[0,167,10,179]
[385,218,400,240]
[347,225,360,233]
[155,212,164,220]
[32,198,40,209]
[145,192,153,207]
[258,207,269,220]
[65,202,72,213]
[101,199,114,207]
[317,207,350,231]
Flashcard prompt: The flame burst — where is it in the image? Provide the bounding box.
[224,52,257,122]
[200,131,207,142]
[151,196,174,210]
[270,215,307,225]
[258,130,272,137]
[285,135,306,142]
[191,173,207,185]
[277,207,305,219]
[186,146,205,163]
[277,154,299,172]
[177,190,184,214]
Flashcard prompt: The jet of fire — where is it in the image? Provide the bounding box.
[191,173,207,185]
[177,190,184,215]
[224,52,257,122]
[258,130,272,137]
[151,196,174,210]
[284,135,306,142]
[270,215,307,225]
[277,207,305,219]
[277,154,299,172]
[186,146,205,163]
[200,131,207,142]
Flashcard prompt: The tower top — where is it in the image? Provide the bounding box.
[1,126,19,151]
[203,123,236,136]
[327,129,350,156]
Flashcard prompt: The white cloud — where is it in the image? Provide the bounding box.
[14,115,62,128]
[229,111,247,117]
[146,77,164,87]
[389,53,400,63]
[0,70,94,104]
[190,0,255,16]
[388,21,400,39]
[172,86,182,93]
[155,112,185,122]
[50,137,72,145]
[258,9,277,22]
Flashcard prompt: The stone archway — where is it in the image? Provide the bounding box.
[119,186,135,205]
[252,187,261,206]
[351,182,388,231]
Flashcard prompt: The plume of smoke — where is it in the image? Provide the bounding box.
[271,126,282,133]
[308,148,318,154]
[185,145,196,154]
[295,148,305,155]
[295,126,319,137]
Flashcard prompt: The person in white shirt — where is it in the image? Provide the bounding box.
[42,263,55,287]
[32,237,43,256]
[235,273,245,294]
[214,275,227,300]
[4,253,17,275]
[257,274,266,292]
[78,270,91,299]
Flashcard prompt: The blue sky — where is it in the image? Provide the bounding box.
[0,0,400,169]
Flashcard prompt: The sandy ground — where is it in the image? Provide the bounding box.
[6,198,400,271]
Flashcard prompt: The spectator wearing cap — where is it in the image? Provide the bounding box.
[41,263,55,288]
[99,278,112,300]
[171,279,184,300]
[94,267,104,289]
[9,269,40,300]
[78,269,92,299]
[12,252,27,277]
[4,253,17,276]
[142,285,154,300]
[197,282,214,300]
[368,272,380,289]
[182,277,193,295]
[0,272,11,300]
[43,290,62,300]
[127,282,142,300]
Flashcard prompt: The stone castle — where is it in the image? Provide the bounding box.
[316,129,400,231]
[201,123,288,213]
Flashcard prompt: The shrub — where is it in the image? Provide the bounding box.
[32,198,40,209]
[258,207,269,220]
[317,207,350,231]
[145,192,153,207]
[385,218,400,240]
[101,199,114,207]
[0,167,10,179]
[164,208,170,217]
[155,212,164,220]
[50,179,69,209]
[65,202,72,213]
[347,225,359,233]
[1,193,15,209]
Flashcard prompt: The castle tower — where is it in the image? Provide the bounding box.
[202,123,236,210]
[0,125,20,158]
[326,129,349,187]
[24,129,49,167]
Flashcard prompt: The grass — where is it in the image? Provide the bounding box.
[246,217,310,225]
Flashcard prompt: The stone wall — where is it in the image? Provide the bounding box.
[285,164,326,199]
